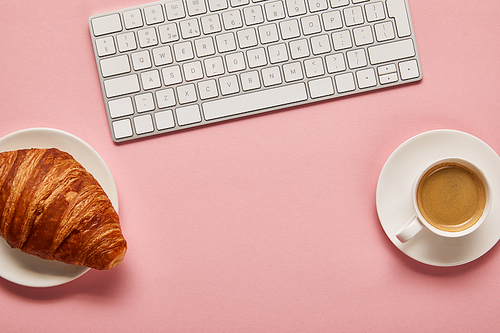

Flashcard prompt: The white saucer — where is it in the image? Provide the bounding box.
[376,129,500,266]
[0,128,118,287]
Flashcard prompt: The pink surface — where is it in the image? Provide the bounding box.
[1,0,500,332]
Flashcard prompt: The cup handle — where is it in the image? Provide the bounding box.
[396,215,423,243]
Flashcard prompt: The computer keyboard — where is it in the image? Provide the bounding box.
[89,0,422,142]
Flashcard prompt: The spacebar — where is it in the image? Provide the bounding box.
[202,83,308,120]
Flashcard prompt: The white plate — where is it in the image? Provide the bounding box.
[376,129,500,266]
[0,128,118,287]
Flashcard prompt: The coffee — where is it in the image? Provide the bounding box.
[416,162,486,233]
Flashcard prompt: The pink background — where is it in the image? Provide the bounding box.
[2,0,500,332]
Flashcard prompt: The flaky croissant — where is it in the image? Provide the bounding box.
[0,148,126,270]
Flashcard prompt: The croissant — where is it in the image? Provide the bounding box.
[0,148,126,270]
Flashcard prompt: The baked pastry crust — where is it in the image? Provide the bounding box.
[0,148,126,270]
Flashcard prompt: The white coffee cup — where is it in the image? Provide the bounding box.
[396,158,491,243]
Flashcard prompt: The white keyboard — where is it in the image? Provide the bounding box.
[89,0,422,142]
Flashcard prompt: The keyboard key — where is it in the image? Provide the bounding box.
[236,28,258,48]
[230,0,249,7]
[335,72,356,93]
[331,0,349,8]
[387,0,411,37]
[165,0,186,20]
[204,56,225,76]
[112,119,133,139]
[280,19,300,39]
[104,75,140,98]
[264,1,286,21]
[219,75,240,95]
[367,39,415,64]
[258,24,279,44]
[183,61,204,81]
[173,41,195,61]
[378,63,397,75]
[95,37,116,56]
[365,2,386,22]
[304,57,325,77]
[222,10,243,29]
[198,79,219,99]
[301,15,322,35]
[225,52,246,72]
[285,0,307,17]
[208,0,228,11]
[159,23,180,43]
[138,27,159,47]
[241,71,261,91]
[180,18,201,38]
[176,84,198,103]
[153,46,174,66]
[246,48,267,68]
[399,59,420,80]
[283,62,304,82]
[108,97,134,118]
[347,49,367,69]
[135,93,155,112]
[380,72,398,84]
[156,88,176,108]
[176,105,202,125]
[262,66,282,86]
[356,68,377,88]
[289,39,310,59]
[310,34,331,55]
[117,32,137,52]
[308,77,334,98]
[131,50,152,70]
[322,11,342,30]
[374,22,395,42]
[100,55,130,77]
[325,53,346,73]
[123,9,143,29]
[144,5,165,25]
[243,5,265,24]
[202,83,307,120]
[343,6,364,26]
[187,0,207,15]
[216,33,237,52]
[155,110,176,130]
[91,14,122,36]
[307,0,328,13]
[353,26,374,46]
[201,14,222,34]
[268,43,289,63]
[134,114,154,134]
[331,30,352,50]
[155,110,175,131]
